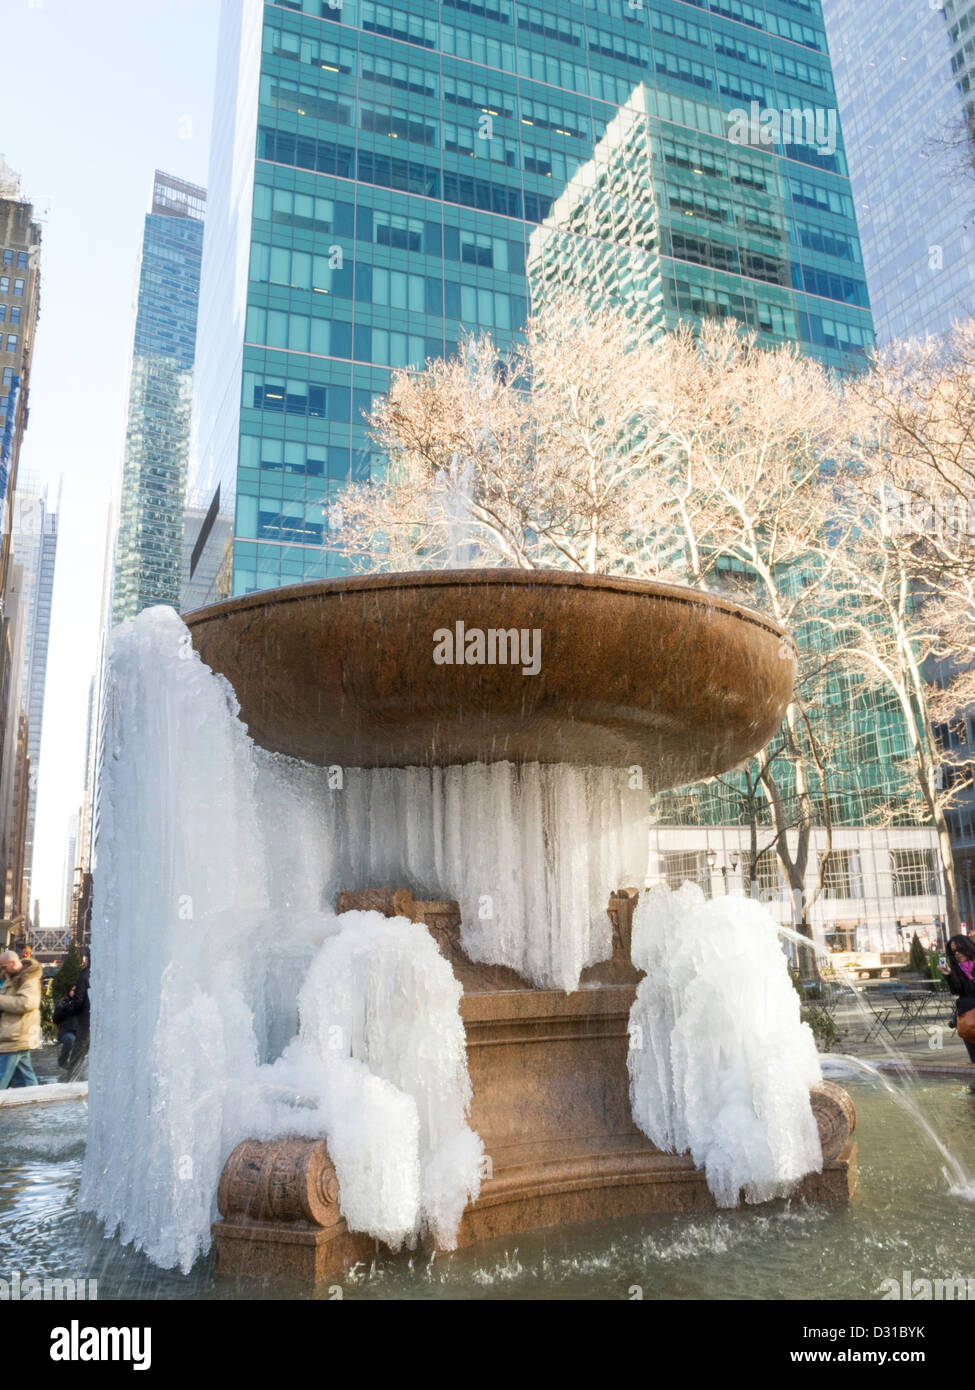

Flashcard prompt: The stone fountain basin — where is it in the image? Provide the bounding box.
[184,569,794,784]
[182,570,839,1284]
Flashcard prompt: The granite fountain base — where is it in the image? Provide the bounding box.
[211,890,856,1284]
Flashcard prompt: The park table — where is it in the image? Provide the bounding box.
[884,985,954,1043]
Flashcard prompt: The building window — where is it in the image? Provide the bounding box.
[374,211,423,251]
[0,277,8,294]
[2,368,13,386]
[0,307,5,324]
[822,849,864,899]
[746,849,782,896]
[9,308,19,324]
[660,849,712,897]
[824,923,859,952]
[461,231,494,267]
[5,336,17,353]
[16,252,27,269]
[13,280,24,296]
[1,251,10,267]
[891,849,939,898]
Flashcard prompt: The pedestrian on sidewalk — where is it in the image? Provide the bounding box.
[939,936,975,1085]
[0,949,43,1089]
[53,986,78,1070]
[69,955,90,1066]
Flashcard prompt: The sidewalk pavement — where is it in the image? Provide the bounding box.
[829,1018,975,1077]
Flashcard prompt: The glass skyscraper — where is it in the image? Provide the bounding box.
[821,0,975,344]
[821,0,975,930]
[11,485,58,908]
[185,0,872,606]
[184,0,948,950]
[112,171,206,624]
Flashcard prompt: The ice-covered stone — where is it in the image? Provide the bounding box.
[82,607,823,1273]
[80,609,480,1270]
[628,884,824,1206]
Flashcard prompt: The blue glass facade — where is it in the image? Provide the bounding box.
[113,172,206,624]
[823,0,975,346]
[11,488,58,905]
[821,0,975,345]
[821,0,975,925]
[186,0,873,605]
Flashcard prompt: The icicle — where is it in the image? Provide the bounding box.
[628,884,823,1206]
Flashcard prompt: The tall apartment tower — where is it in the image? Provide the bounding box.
[0,158,40,596]
[821,0,975,931]
[185,0,871,607]
[62,810,79,935]
[0,558,28,938]
[182,0,946,951]
[11,485,58,906]
[112,171,206,624]
[0,159,41,945]
[76,503,117,935]
[821,0,975,344]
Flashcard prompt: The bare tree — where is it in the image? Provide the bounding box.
[330,298,681,577]
[827,324,975,933]
[644,320,860,963]
[333,305,883,966]
[924,104,975,223]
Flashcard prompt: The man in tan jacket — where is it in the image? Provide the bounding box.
[0,949,42,1088]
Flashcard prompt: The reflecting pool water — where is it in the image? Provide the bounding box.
[2,1076,973,1300]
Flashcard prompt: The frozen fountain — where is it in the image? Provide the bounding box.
[80,569,856,1283]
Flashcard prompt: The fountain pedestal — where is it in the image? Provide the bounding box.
[187,572,853,1286]
[211,892,857,1285]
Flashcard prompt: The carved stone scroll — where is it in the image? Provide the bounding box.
[217,1137,342,1229]
[809,1080,857,1162]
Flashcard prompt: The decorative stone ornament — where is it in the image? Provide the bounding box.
[211,888,857,1284]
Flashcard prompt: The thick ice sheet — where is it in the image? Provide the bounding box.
[82,606,818,1272]
[272,759,653,993]
[79,608,267,1272]
[251,910,483,1249]
[627,883,824,1206]
[80,609,480,1271]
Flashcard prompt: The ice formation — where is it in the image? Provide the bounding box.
[260,910,483,1248]
[627,883,824,1206]
[80,609,480,1271]
[79,608,266,1272]
[82,604,823,1272]
[301,760,652,992]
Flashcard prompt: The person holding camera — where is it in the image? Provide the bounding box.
[939,936,975,1083]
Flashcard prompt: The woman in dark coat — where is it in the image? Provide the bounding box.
[71,962,90,1044]
[939,935,975,1075]
[52,986,78,1069]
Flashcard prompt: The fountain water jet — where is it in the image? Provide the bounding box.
[778,922,974,1193]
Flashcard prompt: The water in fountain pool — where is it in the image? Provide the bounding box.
[4,1078,975,1299]
[72,605,877,1278]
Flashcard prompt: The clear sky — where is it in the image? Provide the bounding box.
[0,0,220,925]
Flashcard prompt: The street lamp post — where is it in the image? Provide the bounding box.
[707,848,741,895]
